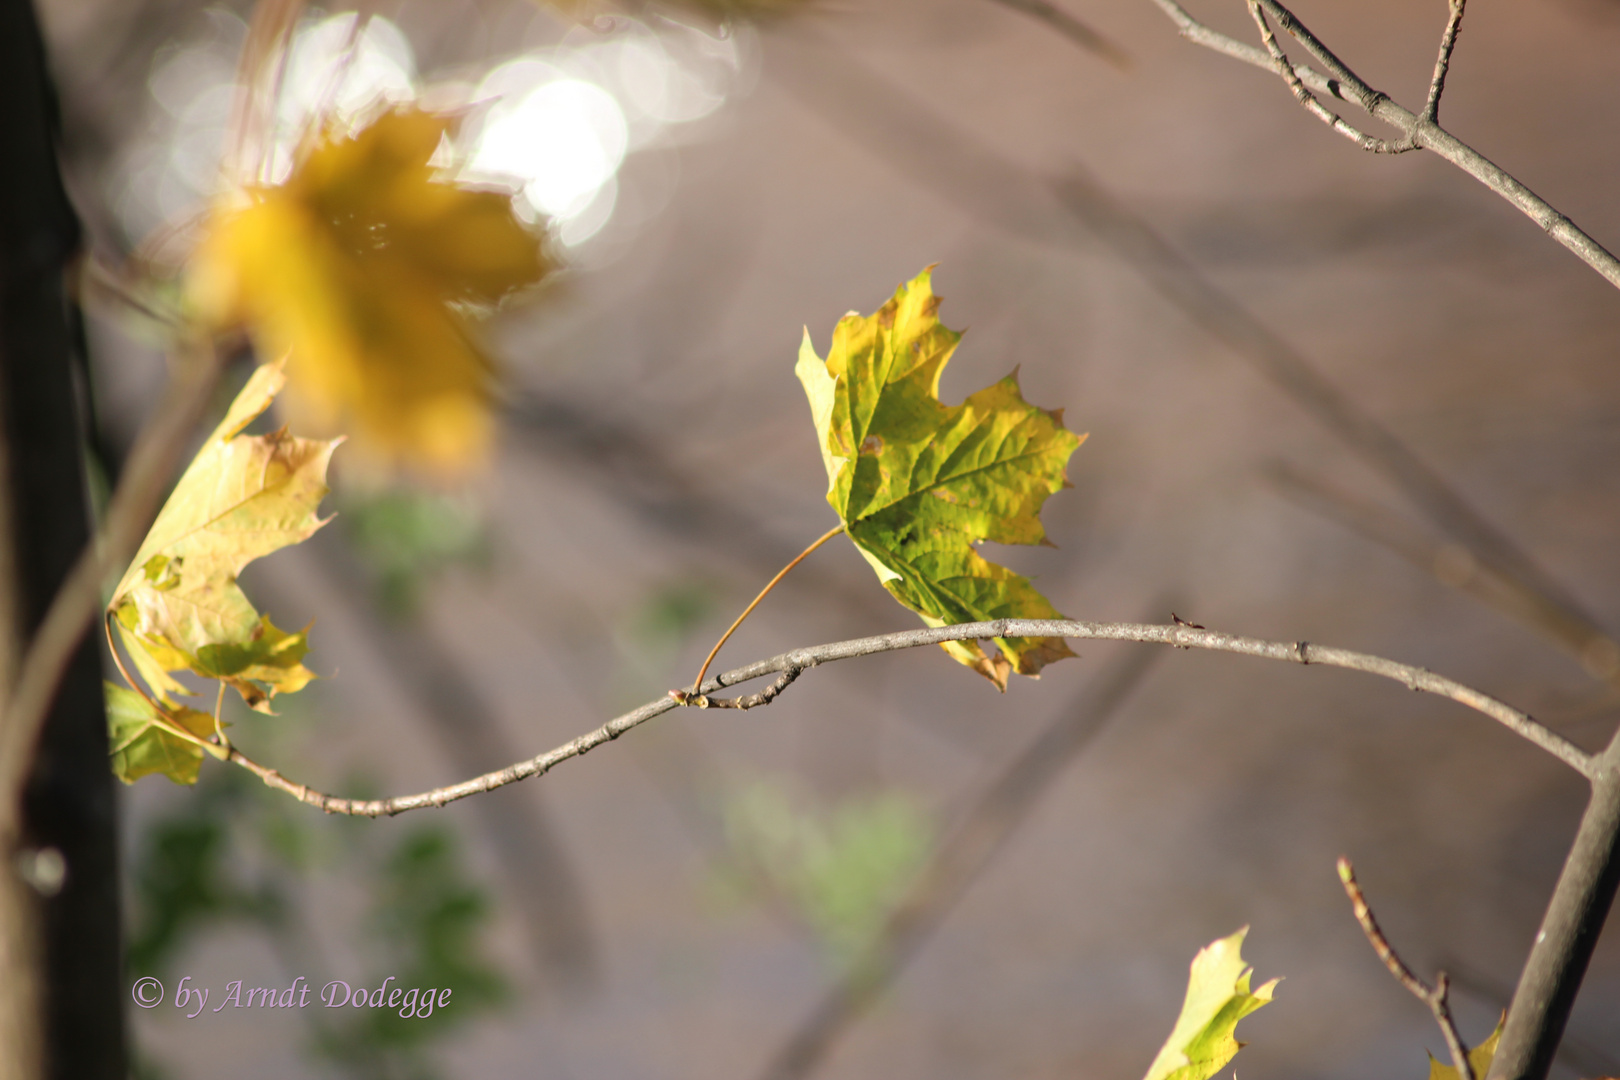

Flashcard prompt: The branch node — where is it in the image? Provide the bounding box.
[685,667,803,710]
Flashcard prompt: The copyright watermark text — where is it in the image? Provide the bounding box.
[131,976,453,1019]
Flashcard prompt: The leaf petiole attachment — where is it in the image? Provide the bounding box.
[677,524,845,702]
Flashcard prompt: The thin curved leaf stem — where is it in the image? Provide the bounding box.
[212,682,231,751]
[683,523,845,696]
[103,612,225,760]
[104,613,158,714]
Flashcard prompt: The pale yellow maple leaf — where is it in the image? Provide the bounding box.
[188,107,551,472]
[108,358,337,713]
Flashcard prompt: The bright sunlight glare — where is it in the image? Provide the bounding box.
[116,7,752,252]
[466,76,629,223]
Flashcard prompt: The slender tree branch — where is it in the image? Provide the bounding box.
[1252,0,1381,105]
[1338,857,1474,1080]
[980,0,1133,70]
[1423,0,1467,124]
[1247,1,1414,154]
[221,617,1592,818]
[1146,0,1620,290]
[756,624,1167,1080]
[0,339,221,839]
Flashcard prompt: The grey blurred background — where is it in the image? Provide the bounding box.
[37,0,1620,1076]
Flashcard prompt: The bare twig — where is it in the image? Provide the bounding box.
[0,339,222,839]
[1338,857,1474,1080]
[981,0,1133,70]
[1423,0,1467,124]
[1146,0,1620,290]
[672,667,800,710]
[756,623,1167,1080]
[1251,0,1380,102]
[221,617,1592,817]
[1247,1,1413,153]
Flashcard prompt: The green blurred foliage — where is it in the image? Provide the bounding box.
[125,762,507,1080]
[312,829,509,1080]
[606,576,720,705]
[632,579,716,646]
[125,769,290,978]
[338,488,491,618]
[714,778,932,965]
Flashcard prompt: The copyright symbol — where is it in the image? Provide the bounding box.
[131,977,163,1008]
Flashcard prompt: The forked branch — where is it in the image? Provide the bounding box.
[1247,0,1414,154]
[223,617,1593,818]
[1339,857,1475,1080]
[1147,0,1620,290]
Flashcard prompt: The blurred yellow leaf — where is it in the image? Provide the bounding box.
[188,107,551,472]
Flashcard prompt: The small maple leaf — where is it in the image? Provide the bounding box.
[187,107,551,472]
[108,359,337,714]
[105,683,224,786]
[1142,928,1279,1080]
[796,267,1085,689]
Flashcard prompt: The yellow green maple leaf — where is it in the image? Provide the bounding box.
[1143,927,1279,1080]
[796,267,1085,689]
[1428,1016,1504,1080]
[105,683,225,786]
[108,358,336,713]
[187,106,550,472]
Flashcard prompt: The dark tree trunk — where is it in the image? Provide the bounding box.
[0,0,127,1077]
